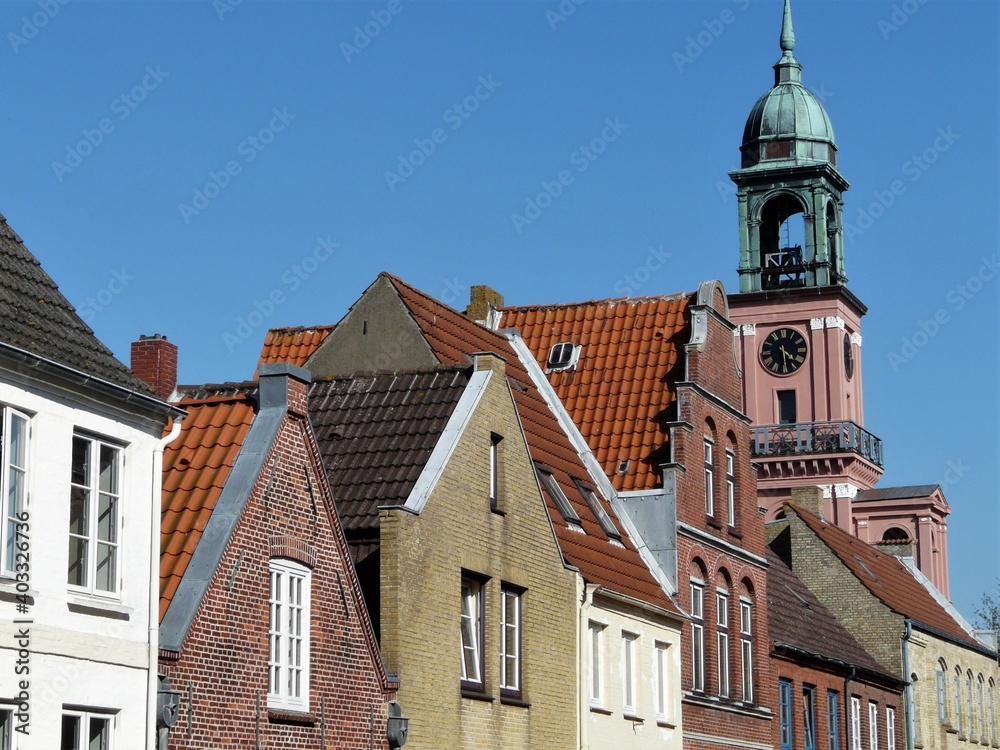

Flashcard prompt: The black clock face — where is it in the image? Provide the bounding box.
[844,333,854,379]
[761,328,808,375]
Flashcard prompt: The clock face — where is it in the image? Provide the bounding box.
[761,328,808,375]
[844,333,854,379]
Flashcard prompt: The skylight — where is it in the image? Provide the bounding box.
[575,480,621,542]
[547,342,580,372]
[535,464,582,526]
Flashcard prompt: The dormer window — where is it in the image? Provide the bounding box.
[547,342,581,372]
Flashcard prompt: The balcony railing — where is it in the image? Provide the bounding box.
[751,420,883,468]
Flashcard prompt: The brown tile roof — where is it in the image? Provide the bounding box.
[790,504,981,648]
[383,274,680,614]
[257,325,335,372]
[308,366,471,533]
[159,389,256,620]
[767,547,897,682]
[0,211,151,392]
[855,485,941,502]
[500,294,690,492]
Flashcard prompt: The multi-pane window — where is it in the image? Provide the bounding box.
[461,576,484,690]
[535,465,581,526]
[725,451,735,527]
[804,686,817,750]
[269,559,310,710]
[869,701,878,750]
[978,678,986,742]
[60,711,113,750]
[655,641,669,720]
[956,669,964,734]
[937,668,947,723]
[717,590,730,698]
[886,707,895,750]
[988,681,996,744]
[622,632,638,714]
[489,434,502,510]
[967,673,974,738]
[0,707,11,750]
[740,598,754,703]
[500,586,521,696]
[779,679,793,750]
[578,484,621,542]
[589,622,604,707]
[851,697,862,750]
[1,407,28,575]
[828,692,840,750]
[703,440,714,516]
[691,582,705,692]
[67,435,122,594]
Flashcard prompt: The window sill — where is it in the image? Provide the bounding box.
[0,580,36,606]
[706,518,724,531]
[728,528,743,540]
[589,705,613,715]
[67,596,132,620]
[461,688,494,703]
[268,708,316,725]
[623,713,645,723]
[657,719,677,729]
[500,695,530,708]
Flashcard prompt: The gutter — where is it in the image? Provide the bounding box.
[903,620,915,750]
[147,415,185,749]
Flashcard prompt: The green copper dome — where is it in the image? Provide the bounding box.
[740,0,838,169]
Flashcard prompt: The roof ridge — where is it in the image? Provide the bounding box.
[266,323,337,334]
[500,290,692,312]
[311,363,473,383]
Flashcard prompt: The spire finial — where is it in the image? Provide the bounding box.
[780,0,796,54]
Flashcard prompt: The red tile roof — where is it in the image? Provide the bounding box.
[790,504,981,648]
[159,389,256,621]
[500,294,690,492]
[257,325,335,372]
[383,274,680,614]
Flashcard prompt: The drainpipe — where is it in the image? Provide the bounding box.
[845,666,856,750]
[903,619,915,750]
[579,582,597,750]
[148,415,184,749]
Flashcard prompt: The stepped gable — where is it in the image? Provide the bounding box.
[501,293,690,492]
[382,273,680,613]
[0,211,150,391]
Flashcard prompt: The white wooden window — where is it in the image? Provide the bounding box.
[717,590,730,698]
[269,559,310,710]
[851,697,862,750]
[691,582,705,692]
[740,598,754,703]
[703,439,714,516]
[869,701,878,750]
[725,450,735,527]
[0,707,12,750]
[68,434,122,595]
[655,641,669,720]
[1,407,28,576]
[61,710,114,750]
[622,631,638,714]
[589,622,604,707]
[461,576,484,689]
[886,707,896,750]
[500,586,521,695]
[489,434,501,510]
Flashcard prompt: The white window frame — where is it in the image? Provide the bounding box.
[967,673,975,738]
[1,407,29,576]
[268,558,311,710]
[622,631,638,715]
[740,597,754,703]
[67,433,123,596]
[489,434,501,509]
[851,696,862,750]
[937,668,947,723]
[717,590,730,698]
[461,576,485,690]
[500,586,521,696]
[956,670,964,734]
[978,678,986,742]
[691,582,705,692]
[725,450,735,527]
[655,641,670,720]
[804,686,817,750]
[886,707,896,750]
[869,701,878,750]
[60,710,115,750]
[0,706,13,750]
[589,621,604,707]
[704,439,714,516]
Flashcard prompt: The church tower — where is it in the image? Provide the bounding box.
[727,1,951,597]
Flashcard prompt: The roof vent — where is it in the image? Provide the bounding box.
[547,342,581,372]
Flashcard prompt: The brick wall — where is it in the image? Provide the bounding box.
[131,334,178,399]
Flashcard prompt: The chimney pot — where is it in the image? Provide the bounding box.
[130,334,179,400]
[467,285,504,326]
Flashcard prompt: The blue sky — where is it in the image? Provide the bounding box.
[0,0,996,617]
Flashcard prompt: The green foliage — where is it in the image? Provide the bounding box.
[972,578,1000,630]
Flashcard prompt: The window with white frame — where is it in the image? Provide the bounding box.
[67,434,122,595]
[691,582,705,692]
[589,621,604,707]
[269,559,310,710]
[851,697,862,750]
[622,631,638,715]
[655,641,669,720]
[60,710,114,750]
[978,677,986,742]
[967,672,975,738]
[804,686,817,750]
[500,586,521,697]
[725,450,735,527]
[489,434,502,511]
[0,706,11,750]
[869,701,878,750]
[956,668,964,734]
[717,589,730,698]
[703,439,714,516]
[886,707,895,750]
[461,576,485,691]
[1,407,28,576]
[937,667,947,723]
[740,597,754,703]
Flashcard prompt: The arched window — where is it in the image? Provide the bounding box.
[716,570,731,699]
[703,420,717,520]
[760,194,807,289]
[269,558,311,711]
[725,432,737,528]
[967,671,975,738]
[936,660,948,724]
[690,559,707,693]
[955,666,964,734]
[988,679,996,745]
[740,580,755,704]
[880,527,911,543]
[978,675,987,742]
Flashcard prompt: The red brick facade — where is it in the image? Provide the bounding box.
[159,374,397,748]
[131,334,178,399]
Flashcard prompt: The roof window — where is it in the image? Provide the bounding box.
[535,464,582,527]
[575,480,621,542]
[547,342,581,372]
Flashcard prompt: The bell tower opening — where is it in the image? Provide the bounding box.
[760,196,807,290]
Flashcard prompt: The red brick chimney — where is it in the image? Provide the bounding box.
[130,334,178,400]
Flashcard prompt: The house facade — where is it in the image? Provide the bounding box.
[0,212,180,748]
[157,364,399,749]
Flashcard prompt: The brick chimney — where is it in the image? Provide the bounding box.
[790,486,826,521]
[130,334,178,400]
[466,285,504,327]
